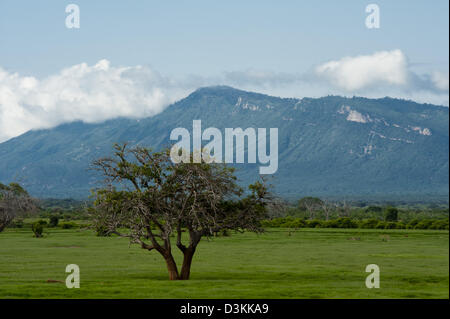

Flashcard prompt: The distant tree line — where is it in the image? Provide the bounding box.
[261,216,449,230]
[266,196,449,222]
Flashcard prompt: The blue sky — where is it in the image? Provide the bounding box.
[0,0,448,142]
[0,0,448,76]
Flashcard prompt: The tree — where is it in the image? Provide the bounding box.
[91,144,273,280]
[297,197,323,219]
[335,200,351,218]
[320,199,334,221]
[31,222,44,238]
[0,182,38,232]
[384,207,399,222]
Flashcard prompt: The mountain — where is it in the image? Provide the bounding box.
[0,86,448,200]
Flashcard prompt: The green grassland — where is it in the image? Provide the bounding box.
[0,227,448,299]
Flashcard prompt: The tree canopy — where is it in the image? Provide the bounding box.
[91,143,274,280]
[0,182,37,232]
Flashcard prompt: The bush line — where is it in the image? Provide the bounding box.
[261,217,449,230]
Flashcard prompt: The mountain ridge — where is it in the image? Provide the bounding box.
[0,86,448,200]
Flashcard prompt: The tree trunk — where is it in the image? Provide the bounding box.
[180,247,196,280]
[164,254,180,280]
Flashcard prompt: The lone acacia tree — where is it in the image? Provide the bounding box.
[0,182,37,232]
[91,143,273,280]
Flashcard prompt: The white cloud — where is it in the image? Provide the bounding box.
[431,71,449,91]
[0,53,448,143]
[0,60,190,142]
[219,50,448,105]
[315,49,409,91]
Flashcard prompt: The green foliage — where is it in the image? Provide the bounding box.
[9,218,24,228]
[306,219,322,228]
[261,216,448,230]
[49,216,59,227]
[430,220,449,230]
[359,219,380,229]
[396,222,407,229]
[95,224,110,237]
[1,182,37,232]
[286,219,306,228]
[376,221,387,229]
[407,219,420,229]
[0,182,28,197]
[7,183,28,196]
[60,222,77,229]
[385,222,399,229]
[322,219,339,228]
[385,207,399,222]
[31,222,43,238]
[37,219,48,226]
[414,220,434,230]
[40,198,86,210]
[334,217,358,229]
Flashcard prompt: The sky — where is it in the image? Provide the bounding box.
[0,0,448,142]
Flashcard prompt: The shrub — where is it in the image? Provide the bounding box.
[259,216,448,230]
[285,219,306,228]
[49,216,59,227]
[359,219,380,229]
[407,219,420,228]
[396,222,406,229]
[60,222,77,229]
[306,219,322,228]
[265,217,286,228]
[385,222,398,229]
[384,207,399,222]
[375,221,387,229]
[260,220,273,227]
[414,220,434,230]
[10,218,24,228]
[31,222,44,238]
[335,217,357,229]
[279,217,295,227]
[430,220,449,230]
[37,219,48,226]
[323,219,339,228]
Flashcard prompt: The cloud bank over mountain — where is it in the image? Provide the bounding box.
[0,60,191,142]
[0,50,448,143]
[315,50,409,91]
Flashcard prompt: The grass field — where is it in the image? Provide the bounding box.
[0,227,448,298]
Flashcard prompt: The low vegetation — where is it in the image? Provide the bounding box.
[261,217,448,230]
[0,227,447,298]
[0,143,448,296]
